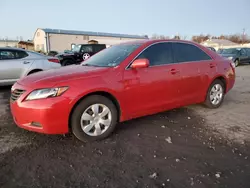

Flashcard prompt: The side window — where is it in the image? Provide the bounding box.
[0,50,16,60]
[173,43,212,63]
[16,51,28,59]
[81,45,93,53]
[94,45,106,53]
[136,43,174,66]
[246,49,250,56]
[240,49,247,56]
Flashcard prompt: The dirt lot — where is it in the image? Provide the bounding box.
[0,66,250,188]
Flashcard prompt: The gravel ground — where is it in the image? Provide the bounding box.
[0,66,249,188]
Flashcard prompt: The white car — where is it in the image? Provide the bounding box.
[0,48,61,86]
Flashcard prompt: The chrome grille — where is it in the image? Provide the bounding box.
[10,89,26,102]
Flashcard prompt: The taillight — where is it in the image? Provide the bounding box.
[48,58,60,63]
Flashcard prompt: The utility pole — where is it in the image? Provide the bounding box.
[242,28,246,45]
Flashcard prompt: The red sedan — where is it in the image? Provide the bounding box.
[10,40,235,141]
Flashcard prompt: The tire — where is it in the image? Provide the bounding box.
[71,95,118,142]
[234,59,239,67]
[204,79,225,109]
[62,59,75,66]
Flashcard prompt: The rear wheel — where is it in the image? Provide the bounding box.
[204,79,225,108]
[62,59,75,66]
[71,95,118,142]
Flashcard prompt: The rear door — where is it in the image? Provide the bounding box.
[0,49,31,81]
[172,42,213,105]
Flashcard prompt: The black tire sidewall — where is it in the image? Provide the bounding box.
[62,59,74,66]
[71,95,118,142]
[235,59,239,67]
[205,79,225,108]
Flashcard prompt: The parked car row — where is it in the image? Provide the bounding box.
[206,46,250,67]
[56,44,106,66]
[9,40,235,142]
[218,48,250,67]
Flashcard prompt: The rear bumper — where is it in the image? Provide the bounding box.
[10,83,70,134]
[226,68,235,93]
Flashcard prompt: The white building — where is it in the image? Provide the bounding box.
[0,39,19,47]
[33,28,148,52]
[201,39,238,50]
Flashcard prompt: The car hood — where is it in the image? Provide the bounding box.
[18,65,110,88]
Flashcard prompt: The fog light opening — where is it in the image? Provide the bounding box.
[30,122,42,127]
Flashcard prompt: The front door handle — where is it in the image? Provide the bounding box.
[170,68,179,75]
[209,63,215,68]
[23,61,30,64]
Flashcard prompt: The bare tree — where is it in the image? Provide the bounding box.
[151,34,169,39]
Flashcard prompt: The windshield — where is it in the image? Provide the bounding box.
[82,43,141,67]
[220,48,239,54]
[71,44,81,52]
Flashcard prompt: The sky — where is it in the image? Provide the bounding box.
[1,0,250,40]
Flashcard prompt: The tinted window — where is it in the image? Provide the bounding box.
[240,49,247,55]
[81,45,93,53]
[0,50,28,60]
[173,43,211,63]
[94,45,106,53]
[136,43,174,66]
[246,48,250,56]
[0,50,15,60]
[16,51,28,58]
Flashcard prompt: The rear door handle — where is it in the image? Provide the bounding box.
[23,61,30,64]
[170,68,179,75]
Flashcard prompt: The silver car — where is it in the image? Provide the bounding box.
[0,48,61,86]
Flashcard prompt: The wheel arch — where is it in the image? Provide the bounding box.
[68,91,121,129]
[210,75,227,93]
[27,69,43,75]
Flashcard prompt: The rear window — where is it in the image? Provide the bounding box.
[173,43,212,63]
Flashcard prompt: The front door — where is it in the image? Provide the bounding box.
[0,49,31,82]
[122,42,182,119]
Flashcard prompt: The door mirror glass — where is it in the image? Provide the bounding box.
[131,58,149,69]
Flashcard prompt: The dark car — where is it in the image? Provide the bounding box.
[57,44,106,66]
[218,48,250,67]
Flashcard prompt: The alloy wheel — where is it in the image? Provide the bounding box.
[80,104,112,136]
[209,84,223,105]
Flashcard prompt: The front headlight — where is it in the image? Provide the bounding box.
[227,57,233,60]
[26,87,68,101]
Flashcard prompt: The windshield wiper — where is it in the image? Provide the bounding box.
[82,63,100,67]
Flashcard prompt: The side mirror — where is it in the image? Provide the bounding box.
[131,58,149,69]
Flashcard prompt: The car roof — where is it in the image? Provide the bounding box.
[119,39,204,48]
[0,47,26,51]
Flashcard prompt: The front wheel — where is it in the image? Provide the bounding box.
[204,79,225,108]
[234,59,239,67]
[62,59,75,66]
[71,95,118,142]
